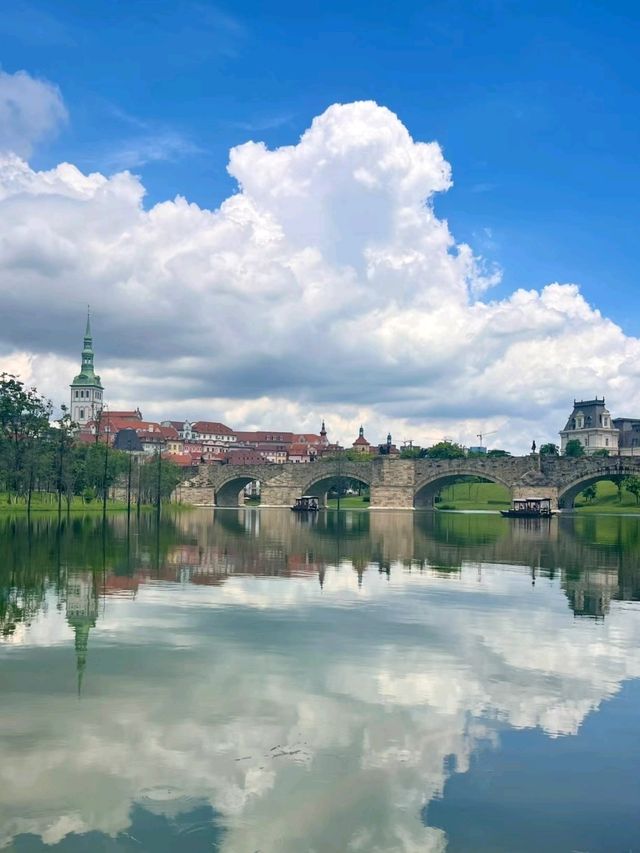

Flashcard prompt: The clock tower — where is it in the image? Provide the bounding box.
[70,309,103,427]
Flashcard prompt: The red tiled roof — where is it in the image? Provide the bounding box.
[159,425,180,439]
[289,443,314,455]
[234,431,294,443]
[106,409,142,420]
[353,435,370,446]
[165,452,197,467]
[192,421,234,435]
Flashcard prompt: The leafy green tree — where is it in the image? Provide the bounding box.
[581,484,597,503]
[0,373,52,506]
[424,441,466,460]
[591,448,610,457]
[540,443,559,456]
[486,449,511,458]
[623,475,640,505]
[564,439,585,458]
[138,454,182,503]
[399,446,423,459]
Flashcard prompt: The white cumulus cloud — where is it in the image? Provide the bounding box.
[0,69,67,157]
[0,98,639,449]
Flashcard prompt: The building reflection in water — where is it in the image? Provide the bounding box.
[2,508,640,687]
[65,572,99,695]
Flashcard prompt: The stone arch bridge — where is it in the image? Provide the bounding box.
[172,455,640,510]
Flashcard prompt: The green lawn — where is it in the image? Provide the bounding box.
[0,492,149,512]
[326,495,370,509]
[438,480,640,513]
[436,481,511,511]
[571,479,640,512]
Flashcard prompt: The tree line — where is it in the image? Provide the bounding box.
[0,373,182,511]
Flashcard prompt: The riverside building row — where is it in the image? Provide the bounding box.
[70,314,640,461]
[69,312,400,466]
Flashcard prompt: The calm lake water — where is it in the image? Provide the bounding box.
[1,508,640,852]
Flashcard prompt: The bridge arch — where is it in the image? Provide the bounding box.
[414,469,512,509]
[215,471,264,507]
[558,466,631,509]
[300,470,373,508]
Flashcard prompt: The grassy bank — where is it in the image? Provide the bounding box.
[326,496,370,509]
[438,480,640,513]
[571,480,640,512]
[0,492,153,512]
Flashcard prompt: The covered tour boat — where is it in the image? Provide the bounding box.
[501,497,555,518]
[291,496,320,512]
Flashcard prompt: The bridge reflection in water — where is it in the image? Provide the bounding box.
[2,508,639,677]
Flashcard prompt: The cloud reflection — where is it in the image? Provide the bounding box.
[0,511,639,850]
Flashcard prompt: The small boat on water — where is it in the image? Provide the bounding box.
[501,497,556,518]
[291,495,320,512]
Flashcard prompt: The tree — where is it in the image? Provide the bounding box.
[564,439,585,458]
[138,455,182,504]
[540,443,559,456]
[591,448,610,457]
[486,449,511,458]
[581,484,597,503]
[623,475,640,505]
[0,373,52,505]
[424,441,466,460]
[53,406,77,512]
[399,446,422,459]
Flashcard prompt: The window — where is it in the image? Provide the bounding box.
[79,409,84,419]
[605,438,609,446]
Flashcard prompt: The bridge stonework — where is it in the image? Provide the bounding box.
[171,455,640,510]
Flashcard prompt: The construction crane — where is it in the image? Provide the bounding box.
[476,429,497,448]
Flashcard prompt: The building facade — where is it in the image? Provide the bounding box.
[559,398,619,454]
[612,417,640,454]
[70,311,104,427]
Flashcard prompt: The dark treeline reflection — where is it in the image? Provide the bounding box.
[2,510,640,645]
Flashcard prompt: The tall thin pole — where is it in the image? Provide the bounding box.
[102,407,109,524]
[156,446,162,526]
[127,452,132,521]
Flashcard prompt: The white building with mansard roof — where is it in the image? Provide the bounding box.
[559,398,619,454]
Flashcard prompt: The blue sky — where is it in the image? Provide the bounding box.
[2,1,640,447]
[4,0,639,332]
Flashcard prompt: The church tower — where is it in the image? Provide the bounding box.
[70,309,103,427]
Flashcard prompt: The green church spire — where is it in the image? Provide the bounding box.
[72,306,103,388]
